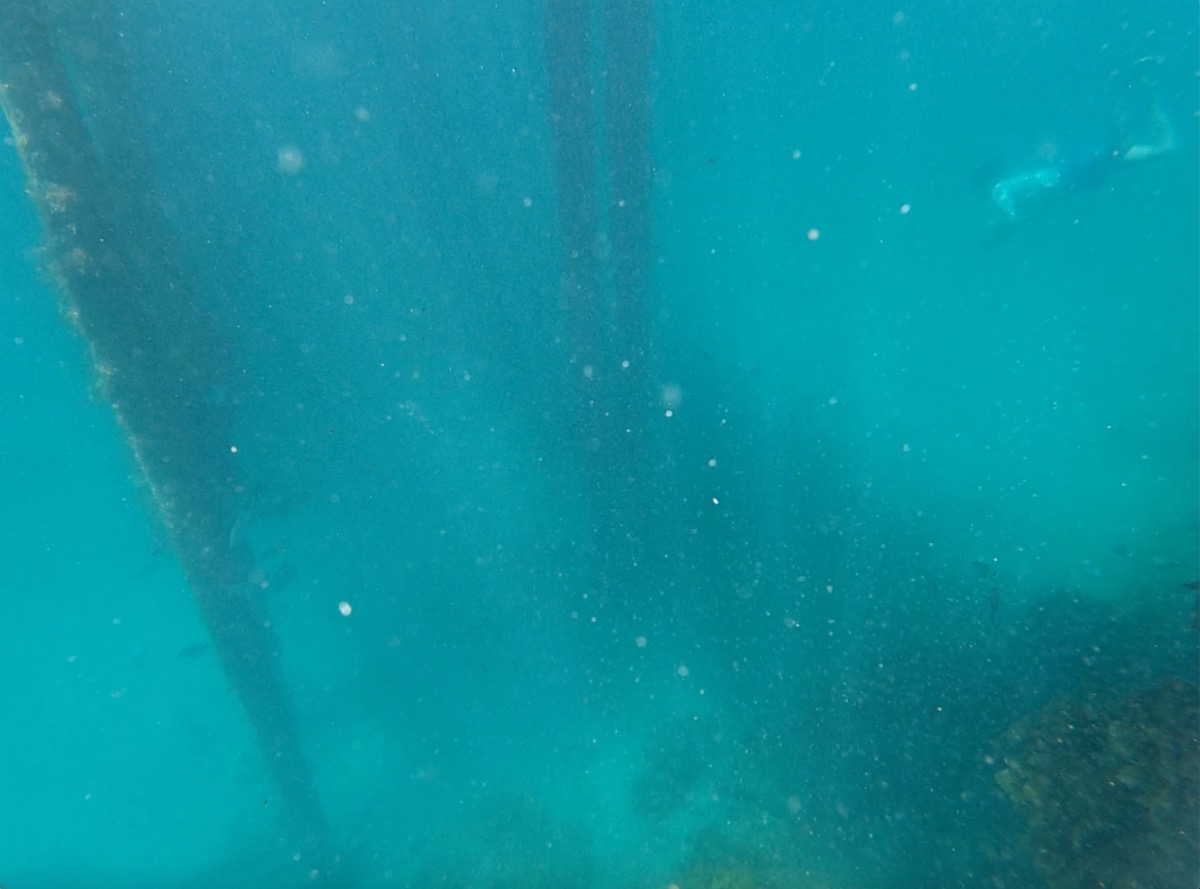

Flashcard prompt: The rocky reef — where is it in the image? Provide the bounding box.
[409,790,592,889]
[995,676,1199,889]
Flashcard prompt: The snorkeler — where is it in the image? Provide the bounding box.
[988,58,1177,221]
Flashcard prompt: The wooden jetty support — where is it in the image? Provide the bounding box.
[0,0,331,865]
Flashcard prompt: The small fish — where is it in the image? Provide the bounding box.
[1184,581,1199,592]
[176,642,211,660]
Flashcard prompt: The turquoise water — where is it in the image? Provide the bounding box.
[1,1,1196,887]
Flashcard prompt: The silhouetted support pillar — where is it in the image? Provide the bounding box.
[544,0,602,350]
[544,0,661,576]
[0,0,329,860]
[601,0,662,558]
[604,0,655,370]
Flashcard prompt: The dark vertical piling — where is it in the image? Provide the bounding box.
[544,0,662,578]
[544,0,602,348]
[603,0,655,371]
[0,0,329,858]
[600,0,662,562]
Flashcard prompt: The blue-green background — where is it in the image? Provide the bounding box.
[1,1,1196,886]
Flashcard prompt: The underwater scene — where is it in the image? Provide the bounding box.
[0,0,1197,887]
